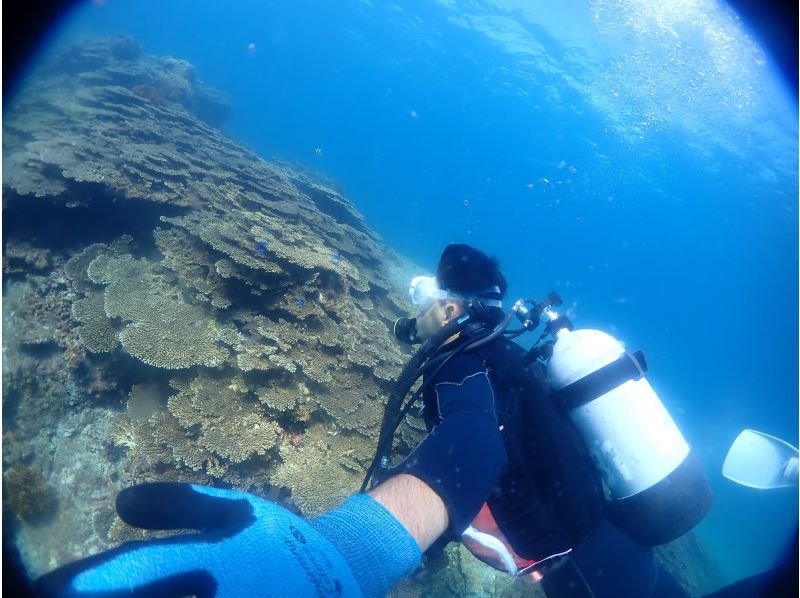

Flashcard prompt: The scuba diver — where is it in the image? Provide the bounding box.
[36,244,710,597]
[366,243,707,597]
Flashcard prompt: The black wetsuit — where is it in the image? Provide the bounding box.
[391,332,689,598]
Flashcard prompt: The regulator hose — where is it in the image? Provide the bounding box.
[361,304,523,492]
[361,315,471,491]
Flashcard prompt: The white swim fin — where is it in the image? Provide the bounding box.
[722,429,798,489]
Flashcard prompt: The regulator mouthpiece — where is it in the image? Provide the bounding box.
[393,317,420,344]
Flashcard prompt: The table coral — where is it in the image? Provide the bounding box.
[153,227,233,309]
[255,381,308,413]
[72,293,119,353]
[269,425,368,516]
[87,254,234,369]
[167,374,280,464]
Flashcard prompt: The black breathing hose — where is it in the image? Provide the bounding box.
[361,304,521,492]
[461,305,517,351]
[360,316,470,492]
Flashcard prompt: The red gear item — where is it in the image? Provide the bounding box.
[462,503,572,582]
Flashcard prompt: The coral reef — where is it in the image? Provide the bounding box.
[2,36,423,579]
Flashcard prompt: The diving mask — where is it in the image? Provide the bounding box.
[408,276,448,314]
[408,275,503,314]
[396,275,503,345]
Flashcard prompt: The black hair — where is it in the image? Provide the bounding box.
[436,243,508,299]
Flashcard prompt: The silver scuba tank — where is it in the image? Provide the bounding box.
[546,324,712,546]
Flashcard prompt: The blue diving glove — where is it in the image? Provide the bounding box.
[36,482,421,597]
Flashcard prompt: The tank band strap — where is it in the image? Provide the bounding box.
[551,349,648,410]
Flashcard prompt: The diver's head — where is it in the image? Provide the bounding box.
[414,292,466,342]
[406,244,507,343]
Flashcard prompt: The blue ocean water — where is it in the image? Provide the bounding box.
[26,0,798,589]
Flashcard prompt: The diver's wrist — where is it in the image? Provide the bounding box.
[310,493,421,598]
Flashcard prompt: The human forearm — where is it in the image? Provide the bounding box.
[368,473,449,553]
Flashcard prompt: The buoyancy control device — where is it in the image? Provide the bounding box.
[366,292,711,546]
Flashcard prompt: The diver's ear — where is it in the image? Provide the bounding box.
[444,302,457,320]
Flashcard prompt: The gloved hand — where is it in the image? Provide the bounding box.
[36,482,421,597]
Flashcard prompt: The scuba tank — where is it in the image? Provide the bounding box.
[546,324,712,546]
[367,292,711,546]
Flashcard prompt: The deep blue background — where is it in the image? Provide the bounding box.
[25,0,799,587]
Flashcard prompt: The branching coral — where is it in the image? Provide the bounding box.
[269,425,369,516]
[72,293,119,353]
[167,374,279,464]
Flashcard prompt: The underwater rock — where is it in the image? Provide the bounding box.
[3,465,58,524]
[391,543,534,598]
[656,533,726,595]
[125,382,162,421]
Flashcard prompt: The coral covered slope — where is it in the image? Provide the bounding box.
[3,35,423,576]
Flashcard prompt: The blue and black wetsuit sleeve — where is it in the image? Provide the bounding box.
[389,352,508,542]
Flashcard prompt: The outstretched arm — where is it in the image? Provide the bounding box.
[36,484,423,598]
[387,360,508,543]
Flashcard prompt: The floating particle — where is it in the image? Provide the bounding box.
[463,199,470,207]
[313,148,323,156]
